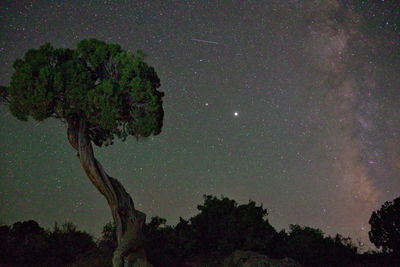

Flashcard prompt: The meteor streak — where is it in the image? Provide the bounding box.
[191,38,218,45]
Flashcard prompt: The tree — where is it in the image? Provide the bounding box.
[182,195,277,256]
[282,225,357,266]
[98,221,118,254]
[369,196,400,255]
[0,220,49,266]
[0,220,99,267]
[1,39,164,266]
[49,222,98,265]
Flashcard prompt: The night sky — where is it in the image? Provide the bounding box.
[1,0,399,248]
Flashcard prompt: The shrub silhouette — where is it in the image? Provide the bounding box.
[4,195,400,266]
[0,220,97,267]
[280,225,357,266]
[369,196,400,256]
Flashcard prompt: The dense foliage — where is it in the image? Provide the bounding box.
[2,39,164,146]
[272,225,357,266]
[2,195,400,266]
[101,195,359,266]
[142,195,278,266]
[186,195,277,254]
[369,196,400,255]
[0,220,100,267]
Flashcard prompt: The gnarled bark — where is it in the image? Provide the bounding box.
[67,116,152,267]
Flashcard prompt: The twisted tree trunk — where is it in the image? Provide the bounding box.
[67,116,152,267]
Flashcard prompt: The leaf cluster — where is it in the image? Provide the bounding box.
[4,39,164,146]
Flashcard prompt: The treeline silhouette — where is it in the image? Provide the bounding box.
[1,195,399,267]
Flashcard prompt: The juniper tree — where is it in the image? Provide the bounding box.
[1,39,164,267]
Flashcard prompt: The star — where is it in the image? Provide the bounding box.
[234,111,239,117]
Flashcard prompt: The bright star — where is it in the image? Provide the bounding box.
[234,111,239,117]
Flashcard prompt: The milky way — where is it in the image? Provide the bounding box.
[303,0,399,244]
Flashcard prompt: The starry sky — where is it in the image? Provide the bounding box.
[0,0,399,248]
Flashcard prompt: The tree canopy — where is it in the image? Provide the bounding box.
[369,196,400,255]
[3,38,164,146]
[186,195,277,254]
[279,225,357,266]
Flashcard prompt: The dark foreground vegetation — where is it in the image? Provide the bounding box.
[1,195,399,267]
